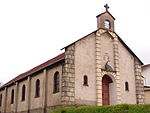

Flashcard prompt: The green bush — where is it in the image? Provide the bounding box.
[51,104,150,113]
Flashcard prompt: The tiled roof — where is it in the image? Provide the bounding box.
[0,52,65,89]
[142,64,150,69]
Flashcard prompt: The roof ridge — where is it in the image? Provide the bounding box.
[96,11,116,20]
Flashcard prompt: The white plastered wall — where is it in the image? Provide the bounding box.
[118,41,136,104]
[75,33,96,105]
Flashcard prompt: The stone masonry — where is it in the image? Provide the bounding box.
[95,29,103,106]
[135,58,144,104]
[95,29,122,105]
[61,44,75,105]
[111,31,122,104]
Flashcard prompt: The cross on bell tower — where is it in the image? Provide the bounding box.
[104,4,109,12]
[96,4,115,31]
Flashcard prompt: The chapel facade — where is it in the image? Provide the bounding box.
[0,4,144,113]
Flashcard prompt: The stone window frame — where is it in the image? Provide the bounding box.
[0,94,2,106]
[125,81,129,91]
[53,71,60,93]
[11,89,14,104]
[83,75,88,86]
[35,79,40,98]
[21,85,26,101]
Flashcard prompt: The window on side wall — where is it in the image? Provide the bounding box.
[22,85,26,101]
[53,71,60,93]
[11,89,14,104]
[83,75,88,86]
[125,81,129,91]
[35,79,40,97]
[0,94,2,106]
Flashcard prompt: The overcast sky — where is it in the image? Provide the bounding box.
[0,0,150,84]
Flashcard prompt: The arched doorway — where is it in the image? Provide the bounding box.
[102,75,114,105]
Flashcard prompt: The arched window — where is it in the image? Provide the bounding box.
[22,85,26,101]
[11,89,14,104]
[104,20,111,29]
[83,75,88,86]
[0,94,2,106]
[53,71,59,93]
[125,82,129,91]
[35,79,40,97]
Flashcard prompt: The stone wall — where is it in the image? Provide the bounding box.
[95,29,122,105]
[61,44,75,105]
[95,29,103,106]
[111,31,122,104]
[135,58,144,104]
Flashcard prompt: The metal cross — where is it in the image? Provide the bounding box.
[104,4,109,12]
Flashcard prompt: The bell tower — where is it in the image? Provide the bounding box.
[96,4,115,31]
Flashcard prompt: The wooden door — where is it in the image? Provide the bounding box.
[102,75,113,105]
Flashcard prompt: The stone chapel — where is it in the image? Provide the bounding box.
[0,4,144,113]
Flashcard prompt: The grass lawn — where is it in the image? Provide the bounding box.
[51,104,150,113]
